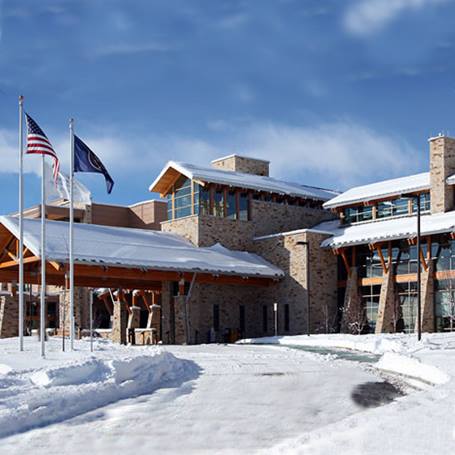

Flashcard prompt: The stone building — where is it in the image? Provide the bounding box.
[319,135,455,334]
[5,134,455,344]
[0,154,340,343]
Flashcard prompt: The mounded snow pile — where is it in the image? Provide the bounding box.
[239,334,404,355]
[0,351,198,438]
[375,352,450,385]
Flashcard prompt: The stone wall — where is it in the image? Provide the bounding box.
[0,295,18,338]
[250,200,334,239]
[430,135,455,214]
[59,287,90,335]
[375,270,396,334]
[161,215,199,245]
[161,200,334,250]
[211,155,270,176]
[253,231,338,335]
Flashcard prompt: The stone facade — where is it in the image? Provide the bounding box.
[419,261,435,333]
[254,231,338,335]
[341,268,365,334]
[112,300,128,344]
[0,295,19,338]
[161,200,333,250]
[375,270,396,334]
[430,135,455,214]
[250,200,334,240]
[211,155,270,176]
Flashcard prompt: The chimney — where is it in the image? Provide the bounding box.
[429,135,455,213]
[211,154,270,176]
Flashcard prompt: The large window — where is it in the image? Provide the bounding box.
[435,279,455,332]
[344,205,373,224]
[397,281,418,333]
[361,285,381,333]
[166,176,193,220]
[343,193,431,225]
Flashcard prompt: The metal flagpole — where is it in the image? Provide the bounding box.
[40,154,46,358]
[69,118,75,350]
[18,96,24,351]
[90,289,93,353]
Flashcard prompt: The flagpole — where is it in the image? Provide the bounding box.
[69,118,75,350]
[40,154,46,358]
[18,96,25,351]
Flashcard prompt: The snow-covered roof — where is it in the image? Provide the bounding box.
[254,221,339,241]
[319,211,455,249]
[323,172,430,209]
[149,161,339,201]
[0,216,283,279]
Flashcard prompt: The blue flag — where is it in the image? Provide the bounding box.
[73,135,114,194]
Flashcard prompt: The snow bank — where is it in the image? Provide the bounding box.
[0,350,198,439]
[239,334,404,355]
[375,352,450,385]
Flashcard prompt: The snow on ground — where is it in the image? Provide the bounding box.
[241,333,455,454]
[0,337,198,440]
[2,333,454,454]
[0,336,383,454]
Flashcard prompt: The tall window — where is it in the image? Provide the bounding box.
[213,189,224,217]
[435,279,455,332]
[167,176,193,220]
[361,285,381,333]
[397,281,418,333]
[239,192,249,221]
[199,187,210,216]
[226,191,237,219]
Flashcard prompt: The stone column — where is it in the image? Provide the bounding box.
[0,295,19,338]
[174,295,188,344]
[375,270,397,334]
[418,261,435,333]
[112,299,128,344]
[341,267,365,334]
[128,306,141,329]
[429,136,455,214]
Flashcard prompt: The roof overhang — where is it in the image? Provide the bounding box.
[0,217,282,288]
[321,211,455,249]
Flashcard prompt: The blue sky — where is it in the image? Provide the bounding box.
[1,0,455,213]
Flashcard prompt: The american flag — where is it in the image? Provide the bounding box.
[25,113,60,181]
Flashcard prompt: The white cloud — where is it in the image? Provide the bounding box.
[344,0,449,36]
[236,121,420,187]
[78,121,421,190]
[1,121,422,192]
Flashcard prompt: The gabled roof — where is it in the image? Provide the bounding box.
[149,161,339,201]
[0,216,283,279]
[318,211,455,249]
[323,172,430,210]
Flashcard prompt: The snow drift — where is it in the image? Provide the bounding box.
[0,350,199,438]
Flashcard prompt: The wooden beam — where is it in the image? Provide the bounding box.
[375,245,388,273]
[0,255,40,269]
[419,247,428,272]
[340,249,350,274]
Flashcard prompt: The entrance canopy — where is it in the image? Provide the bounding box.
[0,216,283,290]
